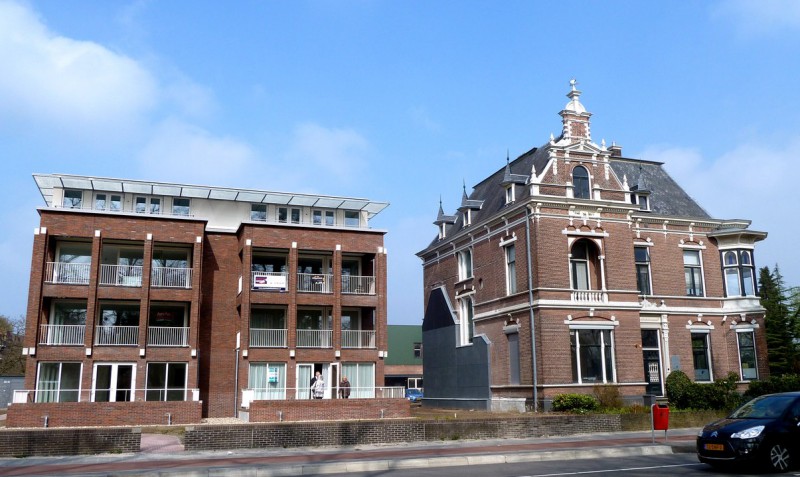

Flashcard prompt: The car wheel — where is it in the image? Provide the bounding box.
[766,442,792,472]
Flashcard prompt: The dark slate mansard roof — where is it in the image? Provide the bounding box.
[423,145,712,251]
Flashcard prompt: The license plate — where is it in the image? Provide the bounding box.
[704,443,725,451]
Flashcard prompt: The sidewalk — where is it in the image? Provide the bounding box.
[0,428,699,477]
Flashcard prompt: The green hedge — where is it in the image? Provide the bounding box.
[552,393,600,414]
[743,374,800,399]
[665,370,741,411]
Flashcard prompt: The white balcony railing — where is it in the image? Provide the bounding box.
[95,325,139,346]
[147,326,189,347]
[296,329,332,348]
[39,324,85,345]
[151,267,193,288]
[242,386,405,406]
[250,328,287,347]
[297,273,332,293]
[99,264,143,287]
[251,271,288,291]
[571,290,608,303]
[45,262,91,285]
[13,388,201,404]
[341,330,376,349]
[342,275,376,295]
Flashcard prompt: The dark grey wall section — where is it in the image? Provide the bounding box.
[422,288,491,410]
[0,376,24,408]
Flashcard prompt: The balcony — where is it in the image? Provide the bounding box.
[39,324,85,345]
[342,275,376,295]
[45,262,91,285]
[241,386,404,405]
[571,290,608,303]
[152,267,193,288]
[297,273,332,293]
[341,330,376,349]
[95,325,139,346]
[147,326,189,347]
[251,271,288,291]
[99,264,143,287]
[250,328,287,347]
[296,329,332,348]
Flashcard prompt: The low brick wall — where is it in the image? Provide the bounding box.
[0,427,140,457]
[6,401,202,428]
[184,414,622,451]
[248,398,410,423]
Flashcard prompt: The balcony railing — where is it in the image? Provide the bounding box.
[241,386,404,406]
[147,326,189,347]
[571,290,608,303]
[296,329,332,348]
[251,271,288,291]
[151,267,193,288]
[13,388,201,404]
[45,262,91,285]
[250,328,287,347]
[95,325,139,346]
[342,275,376,295]
[297,273,332,293]
[99,264,143,287]
[341,330,376,349]
[39,324,85,345]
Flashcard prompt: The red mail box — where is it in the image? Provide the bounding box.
[652,403,669,431]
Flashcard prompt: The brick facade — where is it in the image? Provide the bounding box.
[11,176,389,427]
[248,397,410,422]
[419,83,768,410]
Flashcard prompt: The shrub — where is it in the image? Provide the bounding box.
[593,384,624,410]
[744,374,800,399]
[666,370,742,411]
[552,393,600,414]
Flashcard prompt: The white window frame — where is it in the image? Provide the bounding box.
[505,185,515,204]
[172,198,191,216]
[35,362,82,403]
[634,245,652,296]
[505,244,517,295]
[250,203,267,221]
[457,248,473,281]
[690,331,713,382]
[458,295,474,346]
[736,329,758,381]
[325,210,335,226]
[91,362,136,402]
[570,327,616,384]
[683,249,705,297]
[145,362,188,401]
[249,362,287,400]
[62,189,83,209]
[344,210,360,227]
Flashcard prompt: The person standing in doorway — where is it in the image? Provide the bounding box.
[311,371,325,399]
[339,376,351,398]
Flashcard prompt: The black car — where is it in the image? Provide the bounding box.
[697,392,800,472]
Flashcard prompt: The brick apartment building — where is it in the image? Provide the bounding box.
[417,81,768,411]
[8,175,390,427]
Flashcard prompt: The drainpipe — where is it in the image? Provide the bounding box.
[525,205,539,412]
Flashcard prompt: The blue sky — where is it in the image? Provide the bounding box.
[1,0,799,324]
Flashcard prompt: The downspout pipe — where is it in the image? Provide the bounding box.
[525,204,539,412]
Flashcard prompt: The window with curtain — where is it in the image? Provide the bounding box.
[36,362,81,403]
[457,249,473,280]
[342,362,375,398]
[683,250,704,297]
[459,296,474,345]
[634,246,652,295]
[691,333,712,381]
[570,329,614,384]
[505,244,517,294]
[737,331,758,380]
[249,363,286,400]
[571,241,590,290]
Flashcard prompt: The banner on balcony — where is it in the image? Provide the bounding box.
[268,367,280,383]
[254,274,287,291]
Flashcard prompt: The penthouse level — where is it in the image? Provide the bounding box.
[11,174,392,428]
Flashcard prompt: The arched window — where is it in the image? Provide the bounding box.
[570,240,601,290]
[572,166,590,199]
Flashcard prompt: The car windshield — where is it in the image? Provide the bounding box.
[730,395,796,419]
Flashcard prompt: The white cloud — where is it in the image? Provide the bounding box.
[137,118,256,186]
[645,138,800,286]
[0,0,157,141]
[285,123,369,183]
[713,0,800,35]
[410,106,441,133]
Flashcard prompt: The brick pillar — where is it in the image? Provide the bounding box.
[23,226,49,389]
[332,245,342,352]
[287,242,298,349]
[188,233,204,393]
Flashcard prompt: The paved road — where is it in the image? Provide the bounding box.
[0,429,703,477]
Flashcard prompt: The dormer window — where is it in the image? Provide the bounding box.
[464,209,472,226]
[251,204,267,221]
[439,224,446,240]
[505,185,515,204]
[572,166,590,199]
[63,190,83,209]
[637,194,649,210]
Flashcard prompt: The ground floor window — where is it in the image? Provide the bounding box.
[249,362,287,400]
[146,362,187,401]
[570,329,615,384]
[737,330,758,380]
[691,332,712,382]
[36,362,81,402]
[92,363,135,402]
[508,332,520,385]
[342,362,375,398]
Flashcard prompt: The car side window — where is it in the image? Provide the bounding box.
[789,400,800,421]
